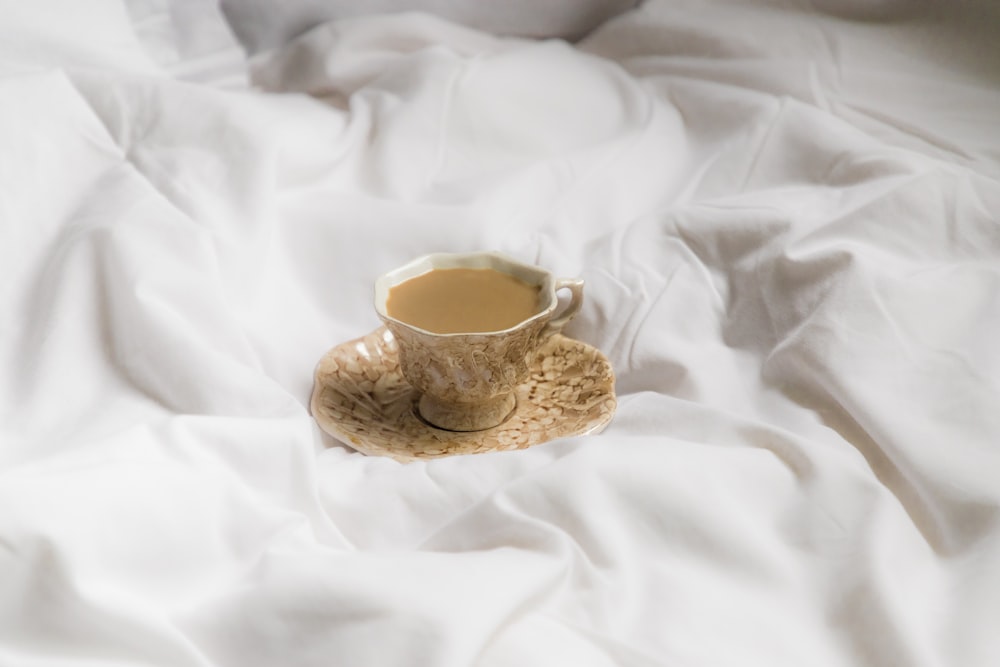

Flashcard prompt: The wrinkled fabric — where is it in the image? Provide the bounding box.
[220,0,641,54]
[2,0,999,665]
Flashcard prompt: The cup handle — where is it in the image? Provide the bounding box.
[542,278,584,337]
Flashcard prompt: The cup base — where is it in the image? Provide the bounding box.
[417,392,516,432]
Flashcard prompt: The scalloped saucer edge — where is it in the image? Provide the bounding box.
[310,327,616,462]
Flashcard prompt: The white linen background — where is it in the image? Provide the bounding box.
[2,1,1000,666]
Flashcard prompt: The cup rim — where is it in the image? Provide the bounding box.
[374,251,558,337]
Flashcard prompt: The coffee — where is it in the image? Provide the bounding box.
[386,267,542,334]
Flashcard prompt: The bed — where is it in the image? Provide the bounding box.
[2,0,999,664]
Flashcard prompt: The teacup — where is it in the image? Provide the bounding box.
[374,252,584,431]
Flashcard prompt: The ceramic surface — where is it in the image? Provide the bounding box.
[311,327,616,462]
[373,251,584,431]
[383,312,548,431]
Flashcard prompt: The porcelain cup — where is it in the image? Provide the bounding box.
[374,252,584,431]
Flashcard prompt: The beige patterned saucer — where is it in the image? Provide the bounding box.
[311,327,616,462]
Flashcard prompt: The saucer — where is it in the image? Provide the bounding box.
[311,327,616,462]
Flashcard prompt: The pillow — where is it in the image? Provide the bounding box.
[220,0,640,54]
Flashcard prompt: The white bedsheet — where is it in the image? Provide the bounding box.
[2,1,1000,665]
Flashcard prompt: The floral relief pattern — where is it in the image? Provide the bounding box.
[311,327,617,462]
[385,317,546,403]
